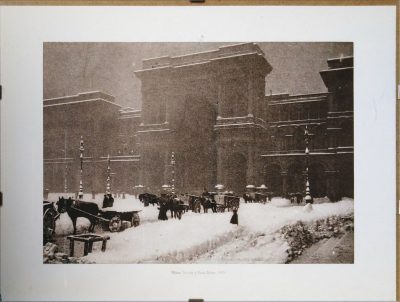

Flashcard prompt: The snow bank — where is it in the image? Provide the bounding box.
[240,198,354,234]
[82,198,353,263]
[85,211,237,263]
[270,197,291,207]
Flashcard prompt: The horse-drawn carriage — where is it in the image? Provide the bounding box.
[254,192,270,204]
[186,194,202,213]
[43,200,60,244]
[213,192,240,212]
[57,197,141,234]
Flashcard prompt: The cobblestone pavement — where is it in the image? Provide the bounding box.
[291,231,354,264]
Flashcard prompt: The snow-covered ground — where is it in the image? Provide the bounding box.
[74,197,354,264]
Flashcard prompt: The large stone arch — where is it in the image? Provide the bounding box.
[173,92,217,193]
[224,152,247,194]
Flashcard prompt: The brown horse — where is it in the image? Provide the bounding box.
[57,197,101,234]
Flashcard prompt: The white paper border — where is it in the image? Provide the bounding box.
[0,6,396,301]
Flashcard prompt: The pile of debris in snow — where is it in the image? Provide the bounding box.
[280,214,354,263]
[43,242,92,264]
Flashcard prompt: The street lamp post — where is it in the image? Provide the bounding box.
[304,126,313,204]
[106,154,111,195]
[78,136,84,199]
[62,129,68,194]
[171,152,175,195]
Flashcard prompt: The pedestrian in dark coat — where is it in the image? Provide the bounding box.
[230,207,238,225]
[158,201,168,221]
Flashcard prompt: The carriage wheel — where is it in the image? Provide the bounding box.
[109,216,122,232]
[131,213,140,227]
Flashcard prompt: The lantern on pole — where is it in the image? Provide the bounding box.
[78,136,84,199]
[106,154,111,195]
[64,164,68,194]
[63,130,68,194]
[304,126,313,204]
[171,151,175,194]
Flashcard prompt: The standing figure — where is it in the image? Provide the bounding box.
[102,193,114,208]
[230,207,238,225]
[158,200,168,221]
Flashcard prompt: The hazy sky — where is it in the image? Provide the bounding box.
[44,42,353,109]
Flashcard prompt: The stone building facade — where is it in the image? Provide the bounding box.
[262,56,353,200]
[43,44,353,200]
[43,92,141,194]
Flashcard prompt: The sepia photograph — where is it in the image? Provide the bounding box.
[42,42,354,264]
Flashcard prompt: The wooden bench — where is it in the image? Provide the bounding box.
[67,234,110,257]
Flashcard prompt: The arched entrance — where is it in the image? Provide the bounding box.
[174,94,216,193]
[144,150,164,192]
[224,153,247,194]
[265,164,282,195]
[309,163,327,197]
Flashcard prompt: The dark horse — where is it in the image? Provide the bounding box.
[139,193,159,207]
[57,197,101,234]
[201,196,217,213]
[168,197,186,219]
[243,193,254,203]
[159,194,185,219]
